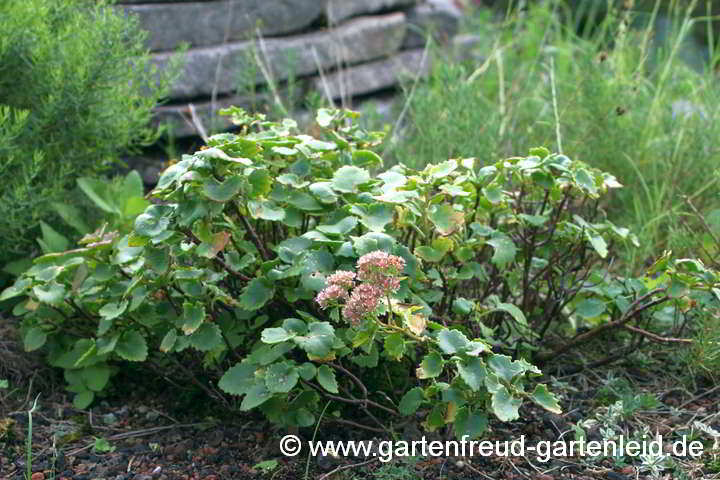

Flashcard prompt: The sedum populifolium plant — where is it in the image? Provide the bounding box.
[3,108,717,437]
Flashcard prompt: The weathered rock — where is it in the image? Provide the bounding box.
[153,13,407,100]
[311,49,428,100]
[154,90,399,138]
[326,0,417,24]
[121,0,324,52]
[403,0,462,48]
[153,94,267,138]
[452,33,484,61]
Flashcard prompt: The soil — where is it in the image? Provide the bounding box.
[1,326,719,480]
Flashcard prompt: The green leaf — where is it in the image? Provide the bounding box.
[203,175,242,202]
[575,298,606,319]
[331,166,370,193]
[93,437,115,453]
[384,333,405,361]
[239,278,275,311]
[487,354,525,382]
[188,323,223,351]
[317,216,358,236]
[437,329,469,355]
[97,318,113,337]
[309,182,338,204]
[240,382,272,411]
[74,390,95,410]
[82,365,111,392]
[352,150,383,168]
[398,387,424,415]
[429,204,464,236]
[297,363,317,381]
[487,235,516,268]
[452,298,474,315]
[96,334,120,355]
[254,459,279,472]
[457,358,486,391]
[286,191,323,211]
[277,237,312,263]
[531,384,562,414]
[575,168,597,196]
[352,232,395,256]
[316,365,339,393]
[155,159,190,189]
[283,318,308,335]
[483,184,504,204]
[427,159,457,179]
[0,277,31,301]
[122,170,145,198]
[134,206,171,238]
[77,177,118,214]
[454,408,488,439]
[302,138,336,152]
[414,246,445,262]
[492,302,527,325]
[261,328,293,344]
[24,327,47,352]
[181,302,205,335]
[145,247,170,274]
[32,282,66,306]
[416,352,444,379]
[39,221,70,253]
[316,108,335,127]
[248,168,272,198]
[354,203,394,232]
[115,330,148,361]
[51,202,90,235]
[425,404,446,430]
[247,199,285,221]
[294,322,335,358]
[160,329,178,353]
[276,173,308,188]
[265,362,299,393]
[99,300,128,321]
[518,213,548,227]
[219,362,257,396]
[491,386,522,421]
[587,234,608,258]
[668,277,689,298]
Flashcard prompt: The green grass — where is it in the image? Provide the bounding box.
[388,0,720,271]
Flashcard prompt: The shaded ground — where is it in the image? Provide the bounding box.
[1,324,719,480]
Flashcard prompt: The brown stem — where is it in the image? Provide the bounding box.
[623,325,693,344]
[536,288,668,364]
[236,208,269,261]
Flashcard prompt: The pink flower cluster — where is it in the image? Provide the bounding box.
[315,285,349,309]
[314,251,406,325]
[326,270,356,289]
[342,283,383,325]
[357,250,406,294]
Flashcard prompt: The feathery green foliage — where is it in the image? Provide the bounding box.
[0,0,180,272]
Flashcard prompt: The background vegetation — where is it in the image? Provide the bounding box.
[389,0,720,270]
[0,0,179,282]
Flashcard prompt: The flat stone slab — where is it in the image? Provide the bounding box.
[403,0,462,48]
[311,49,428,100]
[153,13,407,100]
[154,95,262,138]
[326,0,417,24]
[121,0,324,52]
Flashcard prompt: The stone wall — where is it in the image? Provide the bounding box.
[118,0,474,138]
